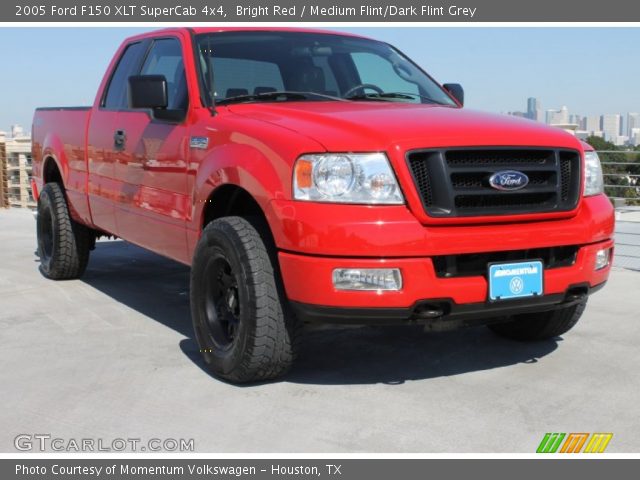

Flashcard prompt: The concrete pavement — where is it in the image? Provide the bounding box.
[1,207,639,453]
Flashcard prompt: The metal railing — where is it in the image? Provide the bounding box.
[597,150,640,204]
[598,150,640,270]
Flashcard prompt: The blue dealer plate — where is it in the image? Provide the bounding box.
[488,260,544,301]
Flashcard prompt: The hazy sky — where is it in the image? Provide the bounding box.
[0,27,638,133]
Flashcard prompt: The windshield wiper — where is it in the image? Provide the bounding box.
[216,91,346,106]
[380,92,450,105]
[342,93,389,102]
[345,91,448,105]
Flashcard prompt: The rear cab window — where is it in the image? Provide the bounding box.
[211,58,284,98]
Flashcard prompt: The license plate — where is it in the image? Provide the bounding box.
[488,260,544,302]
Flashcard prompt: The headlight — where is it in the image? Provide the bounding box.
[293,153,404,204]
[584,151,604,197]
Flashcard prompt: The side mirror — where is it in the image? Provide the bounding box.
[128,75,168,109]
[443,83,464,106]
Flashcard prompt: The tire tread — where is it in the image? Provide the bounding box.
[488,300,587,341]
[37,183,92,280]
[192,216,300,383]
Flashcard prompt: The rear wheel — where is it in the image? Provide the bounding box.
[488,300,587,341]
[37,183,93,280]
[190,216,299,383]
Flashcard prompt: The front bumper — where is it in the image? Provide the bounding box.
[279,239,613,308]
[291,282,606,328]
[273,193,614,325]
[268,194,614,258]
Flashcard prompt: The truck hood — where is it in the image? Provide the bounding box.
[228,102,583,152]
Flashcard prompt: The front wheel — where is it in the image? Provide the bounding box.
[488,300,587,341]
[190,216,298,383]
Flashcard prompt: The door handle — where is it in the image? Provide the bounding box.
[114,129,126,149]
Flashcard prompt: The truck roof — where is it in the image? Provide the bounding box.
[126,27,368,42]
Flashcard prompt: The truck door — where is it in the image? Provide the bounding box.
[112,36,191,264]
[88,40,148,236]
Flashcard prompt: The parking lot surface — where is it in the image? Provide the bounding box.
[1,208,638,452]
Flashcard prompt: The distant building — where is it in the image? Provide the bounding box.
[546,106,569,125]
[584,115,601,135]
[575,130,590,141]
[628,113,640,137]
[630,128,640,146]
[612,135,628,147]
[0,125,34,209]
[551,123,580,135]
[601,114,621,143]
[527,97,542,122]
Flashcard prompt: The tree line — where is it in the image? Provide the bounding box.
[586,136,640,205]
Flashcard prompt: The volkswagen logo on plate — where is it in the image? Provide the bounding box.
[488,170,529,191]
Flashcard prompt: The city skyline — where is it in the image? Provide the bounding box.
[0,27,638,133]
[507,97,640,146]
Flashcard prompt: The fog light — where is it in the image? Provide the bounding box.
[332,268,402,291]
[595,248,611,270]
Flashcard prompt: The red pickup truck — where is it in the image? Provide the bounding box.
[32,27,614,382]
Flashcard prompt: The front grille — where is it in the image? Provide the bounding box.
[432,245,579,278]
[450,170,552,189]
[559,151,575,202]
[454,192,557,209]
[406,148,581,217]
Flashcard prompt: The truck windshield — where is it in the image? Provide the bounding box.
[195,31,457,107]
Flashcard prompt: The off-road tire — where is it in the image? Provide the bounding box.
[190,216,299,383]
[37,182,92,280]
[488,300,587,341]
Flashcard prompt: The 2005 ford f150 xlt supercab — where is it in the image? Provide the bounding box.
[32,28,614,382]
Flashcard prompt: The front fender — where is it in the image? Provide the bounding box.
[190,141,292,242]
[186,110,326,257]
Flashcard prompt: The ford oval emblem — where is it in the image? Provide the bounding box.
[488,170,529,191]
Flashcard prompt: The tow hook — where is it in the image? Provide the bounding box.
[564,286,589,304]
[413,303,445,320]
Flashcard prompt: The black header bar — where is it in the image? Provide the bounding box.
[3,0,640,22]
